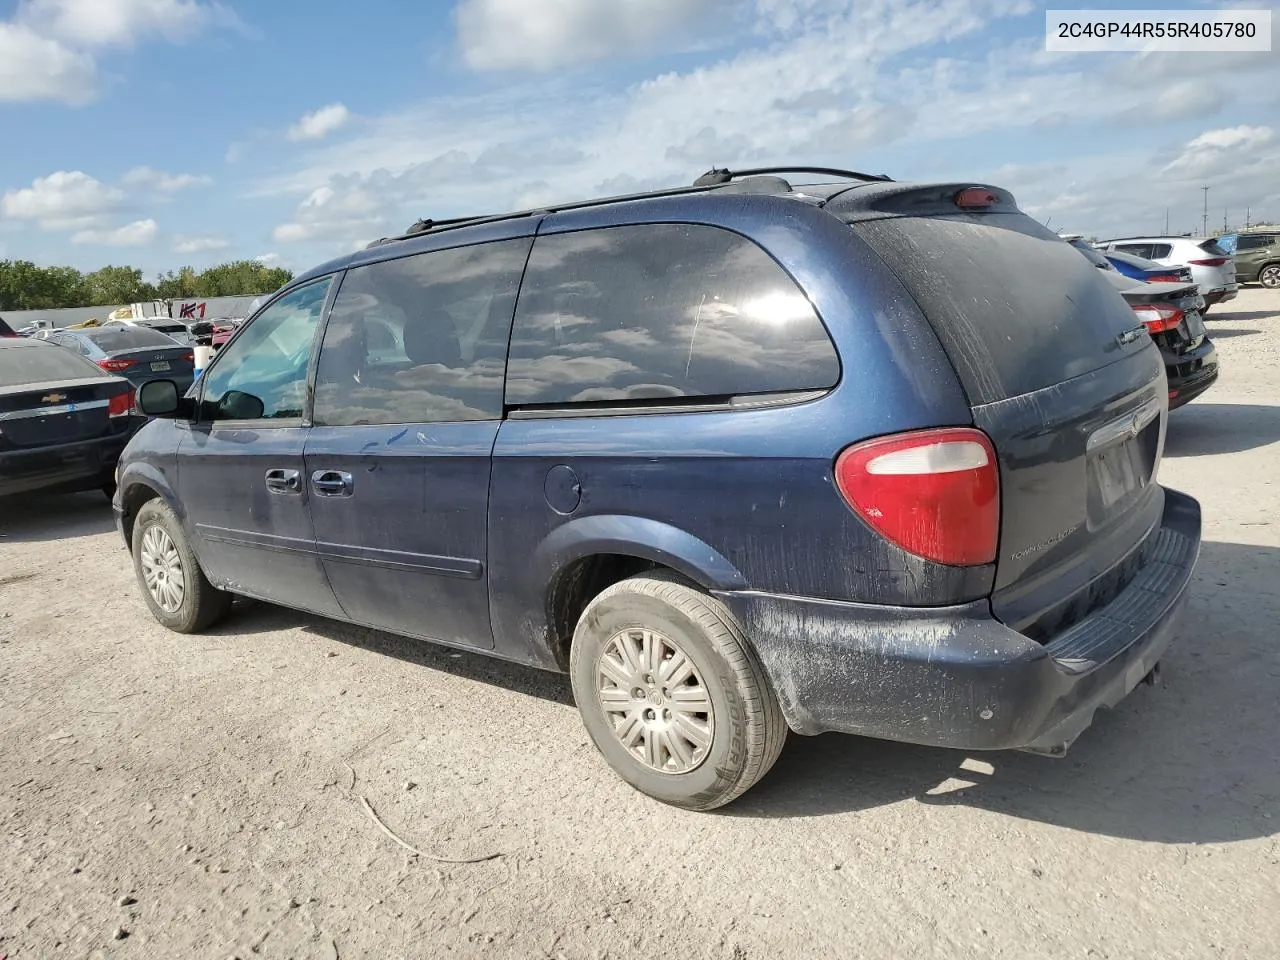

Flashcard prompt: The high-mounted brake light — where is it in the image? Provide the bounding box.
[954,187,998,209]
[1130,302,1183,334]
[98,357,136,372]
[107,388,136,417]
[834,427,1000,567]
[1188,257,1228,267]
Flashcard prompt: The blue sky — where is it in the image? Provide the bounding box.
[1,0,1277,277]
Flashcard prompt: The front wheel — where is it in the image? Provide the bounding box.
[1259,263,1280,288]
[569,572,787,810]
[131,498,232,633]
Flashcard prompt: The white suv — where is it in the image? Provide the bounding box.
[1099,236,1237,310]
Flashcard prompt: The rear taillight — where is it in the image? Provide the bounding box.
[1131,303,1182,334]
[98,358,136,372]
[180,351,194,363]
[833,427,1000,567]
[1188,257,1228,267]
[954,187,997,209]
[1147,274,1181,283]
[107,389,136,417]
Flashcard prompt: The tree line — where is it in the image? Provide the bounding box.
[0,259,294,311]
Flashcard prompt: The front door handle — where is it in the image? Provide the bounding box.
[264,468,301,494]
[311,469,353,497]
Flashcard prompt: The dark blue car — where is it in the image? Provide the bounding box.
[114,168,1202,809]
[1105,248,1195,284]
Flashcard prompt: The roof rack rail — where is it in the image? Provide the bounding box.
[365,174,808,249]
[693,166,893,187]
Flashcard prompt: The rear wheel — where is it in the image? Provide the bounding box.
[569,572,786,810]
[131,499,231,633]
[1260,263,1280,288]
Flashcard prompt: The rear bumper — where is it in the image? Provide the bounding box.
[715,488,1201,754]
[0,429,134,498]
[1203,284,1238,305]
[1164,339,1218,410]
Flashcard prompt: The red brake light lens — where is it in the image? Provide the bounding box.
[1131,303,1182,333]
[954,187,998,209]
[833,427,1000,567]
[180,351,194,363]
[107,388,136,417]
[1188,257,1228,267]
[98,358,136,372]
[1146,274,1181,283]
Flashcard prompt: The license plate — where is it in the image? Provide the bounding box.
[1093,443,1144,512]
[151,360,171,372]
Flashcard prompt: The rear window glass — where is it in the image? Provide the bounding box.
[852,214,1147,404]
[0,344,102,386]
[1198,239,1230,257]
[506,223,839,406]
[80,327,178,349]
[1068,238,1114,270]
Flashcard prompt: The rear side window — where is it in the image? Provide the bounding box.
[0,344,102,385]
[1148,243,1173,259]
[1234,235,1265,251]
[313,237,531,425]
[505,223,839,406]
[1114,243,1154,259]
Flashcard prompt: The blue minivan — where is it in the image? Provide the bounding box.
[114,168,1202,809]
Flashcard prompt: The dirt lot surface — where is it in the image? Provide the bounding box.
[2,288,1278,960]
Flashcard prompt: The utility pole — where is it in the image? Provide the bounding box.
[1201,185,1209,236]
[1164,207,1170,233]
[1246,207,1252,230]
[1223,207,1228,233]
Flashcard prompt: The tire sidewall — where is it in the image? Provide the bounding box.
[571,589,750,809]
[1260,265,1280,288]
[131,500,201,632]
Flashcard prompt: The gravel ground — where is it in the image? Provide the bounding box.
[2,287,1278,960]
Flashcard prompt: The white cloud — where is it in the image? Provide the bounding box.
[1,170,123,229]
[0,22,95,103]
[271,180,389,243]
[0,0,235,104]
[288,103,351,141]
[259,0,1279,254]
[456,0,728,71]
[123,165,212,194]
[19,0,227,48]
[72,218,159,246]
[1163,125,1275,180]
[254,253,281,265]
[173,234,229,253]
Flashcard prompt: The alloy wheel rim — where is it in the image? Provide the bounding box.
[1261,265,1280,288]
[140,525,186,613]
[595,627,714,774]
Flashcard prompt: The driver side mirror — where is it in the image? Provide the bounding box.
[138,379,185,418]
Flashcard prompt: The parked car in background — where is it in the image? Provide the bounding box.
[104,317,196,346]
[1065,236,1217,410]
[1232,232,1280,288]
[1104,249,1194,285]
[114,168,1203,810]
[0,337,142,499]
[0,316,17,338]
[1098,236,1237,310]
[47,326,196,396]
